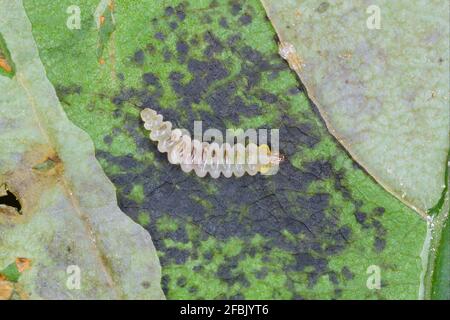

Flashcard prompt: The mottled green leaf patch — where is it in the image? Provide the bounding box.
[96,0,115,62]
[431,218,450,299]
[1,0,164,299]
[25,0,426,299]
[261,0,450,215]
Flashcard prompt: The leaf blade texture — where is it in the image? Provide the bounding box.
[0,0,164,300]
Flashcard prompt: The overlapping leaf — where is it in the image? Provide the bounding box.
[0,0,164,300]
[261,0,450,216]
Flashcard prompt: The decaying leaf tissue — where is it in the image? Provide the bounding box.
[0,0,448,307]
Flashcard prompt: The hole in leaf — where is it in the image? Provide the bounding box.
[0,190,22,214]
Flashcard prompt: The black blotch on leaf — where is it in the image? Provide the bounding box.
[99,11,389,298]
[219,17,229,29]
[374,237,386,252]
[170,22,178,30]
[103,135,112,145]
[133,50,145,65]
[239,14,252,25]
[165,6,174,16]
[176,40,189,63]
[341,266,354,280]
[230,2,242,16]
[143,72,160,87]
[177,276,187,287]
[154,32,165,41]
[176,10,186,21]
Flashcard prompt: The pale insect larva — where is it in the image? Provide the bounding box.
[140,108,283,178]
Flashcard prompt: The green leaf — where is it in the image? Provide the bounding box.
[96,0,116,61]
[261,0,449,216]
[24,0,428,299]
[1,263,22,283]
[431,216,450,299]
[0,0,164,300]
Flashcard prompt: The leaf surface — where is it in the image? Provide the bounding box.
[261,0,450,216]
[0,0,164,300]
[23,0,428,299]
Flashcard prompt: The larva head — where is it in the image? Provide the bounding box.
[258,144,283,175]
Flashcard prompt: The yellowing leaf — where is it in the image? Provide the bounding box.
[261,0,450,216]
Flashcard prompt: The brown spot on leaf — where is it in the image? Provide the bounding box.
[0,281,13,300]
[15,258,32,273]
[0,57,12,73]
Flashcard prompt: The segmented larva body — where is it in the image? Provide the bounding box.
[140,108,282,178]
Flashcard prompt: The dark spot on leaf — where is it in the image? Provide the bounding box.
[188,286,198,294]
[176,10,186,21]
[217,260,237,282]
[227,34,241,46]
[255,267,268,279]
[176,40,189,63]
[165,247,190,264]
[341,266,354,280]
[55,84,81,99]
[161,274,170,294]
[142,72,160,86]
[103,135,112,144]
[193,265,203,272]
[203,251,213,261]
[258,91,278,104]
[230,2,242,16]
[354,211,367,225]
[113,109,122,118]
[170,21,178,30]
[317,2,330,13]
[239,14,252,25]
[339,226,351,240]
[219,17,229,29]
[374,207,385,216]
[329,271,339,285]
[133,49,145,65]
[165,6,174,16]
[163,49,172,62]
[288,87,302,95]
[203,31,223,58]
[334,288,343,298]
[374,237,386,252]
[176,276,187,287]
[154,32,165,41]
